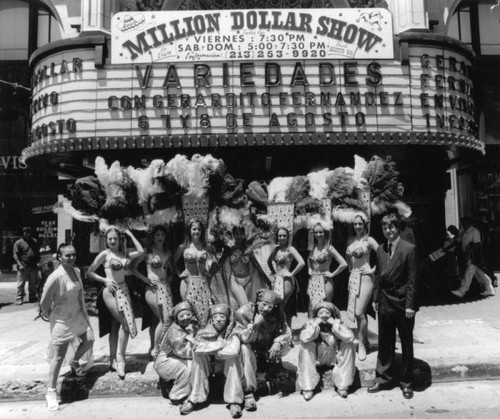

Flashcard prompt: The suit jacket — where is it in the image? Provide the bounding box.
[374,238,419,312]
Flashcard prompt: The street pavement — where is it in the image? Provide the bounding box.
[1,380,500,419]
[1,271,500,405]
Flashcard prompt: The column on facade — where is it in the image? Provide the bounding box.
[387,0,429,34]
[81,0,116,34]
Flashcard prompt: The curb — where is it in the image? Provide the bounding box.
[2,362,500,403]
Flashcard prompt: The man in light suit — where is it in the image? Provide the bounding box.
[368,211,419,399]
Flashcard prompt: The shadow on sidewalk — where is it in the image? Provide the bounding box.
[59,365,109,404]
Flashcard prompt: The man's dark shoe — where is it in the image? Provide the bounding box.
[402,387,414,399]
[367,382,391,393]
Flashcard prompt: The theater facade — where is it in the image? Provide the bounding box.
[20,0,483,257]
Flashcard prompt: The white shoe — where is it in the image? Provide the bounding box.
[46,389,59,411]
[451,289,464,298]
[480,289,495,297]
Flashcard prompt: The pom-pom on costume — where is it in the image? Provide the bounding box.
[186,304,244,409]
[296,302,355,396]
[233,289,292,396]
[154,302,199,402]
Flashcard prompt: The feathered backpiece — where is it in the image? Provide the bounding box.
[285,176,311,204]
[307,169,331,200]
[182,194,210,228]
[268,177,294,203]
[220,174,248,208]
[362,156,411,217]
[100,161,142,223]
[67,176,106,217]
[246,181,268,211]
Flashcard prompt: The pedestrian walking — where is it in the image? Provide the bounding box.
[451,216,495,298]
[13,226,41,304]
[40,243,94,411]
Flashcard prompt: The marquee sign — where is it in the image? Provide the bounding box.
[111,9,394,63]
[25,38,482,156]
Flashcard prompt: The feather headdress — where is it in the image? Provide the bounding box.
[166,154,190,190]
[307,169,331,200]
[268,177,294,203]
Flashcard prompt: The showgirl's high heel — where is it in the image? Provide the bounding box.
[116,360,126,380]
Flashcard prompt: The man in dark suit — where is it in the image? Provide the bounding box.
[368,211,419,399]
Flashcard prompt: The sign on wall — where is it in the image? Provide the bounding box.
[111,9,394,63]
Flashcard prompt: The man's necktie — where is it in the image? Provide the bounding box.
[388,243,392,257]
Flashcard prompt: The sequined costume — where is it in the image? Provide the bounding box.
[102,250,137,337]
[272,248,296,299]
[346,239,373,322]
[145,253,173,323]
[307,248,333,309]
[183,248,213,327]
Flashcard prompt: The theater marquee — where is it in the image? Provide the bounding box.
[111,9,394,63]
[25,17,482,158]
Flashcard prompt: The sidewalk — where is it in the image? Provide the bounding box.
[1,281,499,402]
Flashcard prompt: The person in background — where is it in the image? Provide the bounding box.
[40,243,94,411]
[451,216,495,298]
[296,301,355,401]
[13,226,41,305]
[88,222,105,264]
[368,211,419,400]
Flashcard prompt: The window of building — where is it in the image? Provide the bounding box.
[0,0,29,60]
[478,3,500,55]
[36,8,61,48]
[447,6,472,46]
[0,0,62,61]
